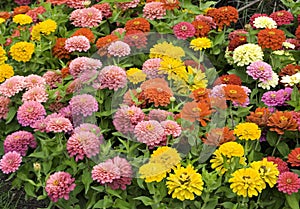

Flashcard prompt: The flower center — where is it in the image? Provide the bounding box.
[271,93,276,98]
[53,180,59,186]
[280,116,287,121]
[258,66,265,71]
[192,107,200,112]
[286,178,292,184]
[127,110,135,116]
[297,154,300,160]
[229,90,237,94]
[268,31,276,35]
[181,25,187,31]
[277,12,283,16]
[133,21,140,25]
[146,124,154,131]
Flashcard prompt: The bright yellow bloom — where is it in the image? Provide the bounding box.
[229,168,265,198]
[250,158,279,188]
[31,19,57,41]
[10,42,35,62]
[190,37,212,51]
[159,56,188,82]
[139,163,168,183]
[0,18,5,24]
[166,164,204,201]
[126,68,146,84]
[187,66,208,90]
[150,146,181,171]
[0,64,14,82]
[234,122,261,140]
[150,41,185,60]
[219,141,244,158]
[0,46,7,64]
[13,14,32,25]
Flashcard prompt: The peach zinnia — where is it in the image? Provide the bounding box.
[267,111,298,135]
[180,101,212,126]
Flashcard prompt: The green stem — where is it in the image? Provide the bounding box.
[272,135,282,156]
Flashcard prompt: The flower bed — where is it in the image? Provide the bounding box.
[0,0,300,209]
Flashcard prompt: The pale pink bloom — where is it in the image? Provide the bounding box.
[0,96,10,119]
[24,75,46,90]
[93,3,112,18]
[22,86,48,103]
[143,2,166,20]
[69,57,102,78]
[66,0,86,9]
[17,101,46,127]
[0,76,25,97]
[116,0,140,10]
[43,71,62,89]
[74,123,103,141]
[142,58,163,79]
[107,41,131,57]
[161,120,181,137]
[195,14,216,29]
[69,94,98,117]
[92,160,121,184]
[46,116,73,133]
[70,7,102,28]
[0,151,22,174]
[148,109,173,122]
[65,36,90,53]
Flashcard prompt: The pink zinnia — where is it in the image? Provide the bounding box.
[67,131,101,161]
[17,101,46,127]
[270,10,294,26]
[0,76,25,97]
[277,172,300,195]
[107,156,133,190]
[4,131,36,156]
[94,65,127,91]
[65,36,90,53]
[292,111,300,131]
[69,57,102,78]
[148,109,173,122]
[173,22,195,40]
[134,120,165,147]
[26,6,47,22]
[69,94,98,117]
[66,0,86,9]
[143,2,166,20]
[46,116,73,133]
[74,123,103,141]
[246,61,273,82]
[43,71,63,89]
[108,41,131,57]
[32,113,62,133]
[45,171,76,202]
[142,58,163,79]
[228,29,248,41]
[70,7,102,28]
[113,105,145,135]
[22,86,48,103]
[116,0,140,10]
[266,156,289,174]
[0,96,10,120]
[194,14,216,29]
[160,120,181,137]
[14,0,31,5]
[0,151,22,174]
[92,160,121,184]
[24,74,46,90]
[93,3,112,19]
[59,105,73,120]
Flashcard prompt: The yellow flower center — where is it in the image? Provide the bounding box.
[229,90,237,94]
[146,124,154,131]
[286,178,292,184]
[133,21,140,25]
[127,110,135,116]
[280,116,287,121]
[277,12,283,16]
[192,107,200,112]
[271,93,276,98]
[297,154,300,160]
[258,66,265,71]
[268,31,276,35]
[53,180,59,186]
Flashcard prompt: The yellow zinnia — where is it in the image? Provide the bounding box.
[150,41,185,60]
[31,19,57,41]
[0,46,7,64]
[0,18,5,24]
[126,68,147,84]
[250,158,279,188]
[139,162,168,183]
[166,165,204,201]
[0,64,14,82]
[234,122,261,140]
[190,37,212,51]
[187,66,208,90]
[150,146,181,170]
[229,168,265,198]
[159,56,188,82]
[13,14,32,25]
[218,141,244,158]
[10,42,35,62]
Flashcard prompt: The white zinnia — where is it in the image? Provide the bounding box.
[258,71,279,90]
[253,16,277,29]
[281,72,300,86]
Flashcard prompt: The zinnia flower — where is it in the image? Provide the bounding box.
[166,165,204,201]
[69,94,98,117]
[0,64,14,82]
[190,37,212,51]
[180,101,212,126]
[43,70,62,89]
[277,172,300,195]
[206,6,238,30]
[14,0,31,5]
[223,84,248,105]
[65,36,90,53]
[246,107,271,127]
[17,101,46,127]
[92,160,121,184]
[92,3,112,19]
[72,28,95,43]
[229,168,265,197]
[246,61,273,82]
[116,0,140,10]
[24,74,46,90]
[46,116,73,133]
[232,43,264,66]
[139,162,168,182]
[107,41,131,57]
[10,41,35,62]
[0,96,10,119]
[142,58,163,79]
[160,120,181,137]
[126,68,147,84]
[143,2,166,20]
[12,14,32,25]
[30,19,57,41]
[70,7,102,28]
[52,38,70,59]
[253,16,277,29]
[4,131,36,156]
[45,171,76,202]
[234,122,261,140]
[218,141,244,158]
[267,111,298,135]
[258,71,279,90]
[287,148,300,167]
[258,28,286,50]
[0,151,22,174]
[192,20,211,37]
[266,156,289,174]
[173,22,195,40]
[202,127,236,146]
[125,17,150,32]
[0,75,25,97]
[123,30,148,49]
[213,74,242,86]
[22,86,48,103]
[0,46,7,65]
[66,0,86,9]
[148,109,173,122]
[270,10,294,26]
[249,13,268,28]
[69,57,102,78]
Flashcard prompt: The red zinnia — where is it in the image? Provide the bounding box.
[123,30,148,49]
[191,20,210,37]
[277,172,300,195]
[279,64,300,77]
[190,88,210,104]
[223,84,247,104]
[269,10,294,26]
[125,17,151,33]
[162,0,180,10]
[72,28,96,43]
[267,111,298,135]
[228,36,247,51]
[214,74,242,86]
[257,28,286,50]
[287,148,300,167]
[13,6,30,15]
[52,38,71,59]
[0,11,11,20]
[206,6,238,30]
[296,26,300,40]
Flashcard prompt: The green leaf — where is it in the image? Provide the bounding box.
[24,183,37,198]
[28,151,47,159]
[5,106,17,124]
[93,196,113,208]
[106,187,122,199]
[91,186,104,192]
[285,193,300,209]
[113,199,132,209]
[277,142,290,157]
[82,169,93,195]
[134,196,154,206]
[267,131,278,146]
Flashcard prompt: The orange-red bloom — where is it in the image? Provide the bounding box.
[214,74,242,86]
[125,17,151,33]
[258,28,286,50]
[267,111,298,135]
[96,34,119,56]
[52,38,71,60]
[228,36,247,51]
[246,107,271,127]
[296,26,300,40]
[46,0,68,5]
[162,0,180,10]
[0,11,11,20]
[180,101,212,126]
[279,64,300,77]
[190,88,210,103]
[287,148,300,167]
[202,127,236,146]
[192,20,210,37]
[206,6,238,30]
[61,67,70,78]
[223,84,248,104]
[72,28,95,43]
[13,6,30,16]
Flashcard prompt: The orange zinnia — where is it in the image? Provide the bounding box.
[246,107,271,127]
[267,111,298,135]
[190,88,210,104]
[210,96,227,110]
[223,84,247,104]
[162,0,180,10]
[13,6,30,16]
[257,28,286,50]
[0,11,11,20]
[206,6,238,30]
[213,74,242,86]
[202,126,236,146]
[180,101,212,126]
[72,28,96,43]
[125,17,150,33]
[52,38,71,59]
[279,64,300,77]
[287,148,300,167]
[192,20,210,37]
[61,67,70,78]
[296,26,300,40]
[96,34,118,56]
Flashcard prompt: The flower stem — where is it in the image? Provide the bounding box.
[271,135,282,156]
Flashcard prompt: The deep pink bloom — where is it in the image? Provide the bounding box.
[66,0,85,9]
[134,120,165,147]
[142,58,164,79]
[4,131,36,156]
[70,7,102,28]
[0,96,10,120]
[246,61,273,82]
[228,29,248,41]
[69,57,102,78]
[22,86,48,103]
[116,0,140,10]
[14,0,31,5]
[0,76,25,97]
[59,105,73,121]
[113,105,145,135]
[65,36,90,53]
[266,156,289,174]
[94,65,127,91]
[17,101,46,127]
[93,3,112,19]
[161,120,181,137]
[45,171,76,202]
[69,94,98,117]
[261,90,286,107]
[173,22,195,40]
[292,111,300,131]
[107,41,131,57]
[92,160,121,184]
[26,6,47,22]
[24,75,46,90]
[46,116,73,133]
[32,113,62,133]
[143,2,166,20]
[43,71,63,89]
[107,156,133,190]
[277,172,300,195]
[270,10,294,26]
[0,151,22,174]
[148,109,173,122]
